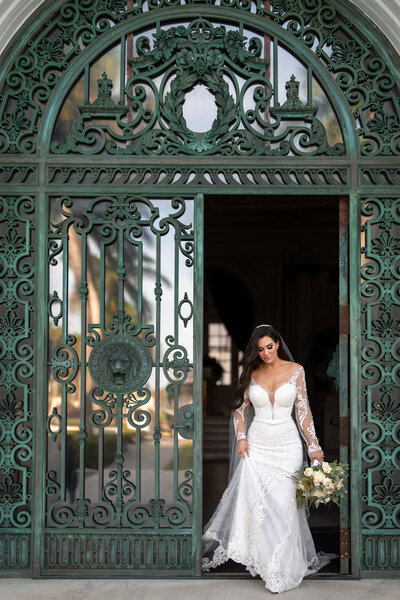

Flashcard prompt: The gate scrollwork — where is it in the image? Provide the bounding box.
[45,193,196,537]
[51,18,343,157]
[0,196,34,545]
[360,196,400,568]
[0,1,397,157]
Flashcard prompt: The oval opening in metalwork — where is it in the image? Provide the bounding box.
[182,84,218,133]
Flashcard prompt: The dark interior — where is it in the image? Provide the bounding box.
[202,194,341,574]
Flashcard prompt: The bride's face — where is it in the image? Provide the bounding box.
[257,336,280,364]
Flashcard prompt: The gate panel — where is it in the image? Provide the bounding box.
[43,193,202,574]
[0,195,35,571]
[359,196,400,574]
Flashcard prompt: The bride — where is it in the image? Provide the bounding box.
[202,324,331,593]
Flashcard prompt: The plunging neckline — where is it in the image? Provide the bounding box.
[251,366,301,400]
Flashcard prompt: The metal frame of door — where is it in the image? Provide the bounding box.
[201,192,353,577]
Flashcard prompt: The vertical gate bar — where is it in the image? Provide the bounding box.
[307,65,312,105]
[136,240,144,501]
[32,182,48,577]
[173,216,180,499]
[154,233,162,504]
[136,425,141,502]
[84,65,90,105]
[60,236,69,502]
[116,227,125,525]
[193,194,204,576]
[100,239,105,332]
[173,380,179,500]
[97,427,104,501]
[78,232,88,511]
[62,231,69,343]
[174,207,179,344]
[116,397,124,526]
[97,238,106,499]
[349,191,361,577]
[120,34,126,105]
[118,228,125,331]
[273,37,278,107]
[263,1,271,121]
[338,196,349,574]
[137,242,143,330]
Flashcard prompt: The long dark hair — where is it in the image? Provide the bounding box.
[232,325,291,410]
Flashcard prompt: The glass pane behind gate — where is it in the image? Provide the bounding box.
[45,194,196,570]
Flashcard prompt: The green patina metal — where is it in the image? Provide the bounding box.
[0,0,398,157]
[49,20,344,157]
[42,192,201,572]
[359,196,400,571]
[0,0,399,578]
[0,196,35,569]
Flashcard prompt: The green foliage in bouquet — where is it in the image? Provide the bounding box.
[292,461,349,509]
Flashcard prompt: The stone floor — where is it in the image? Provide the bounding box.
[0,578,398,600]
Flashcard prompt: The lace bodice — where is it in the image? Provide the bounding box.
[233,366,321,452]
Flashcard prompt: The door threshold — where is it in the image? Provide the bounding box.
[202,572,356,580]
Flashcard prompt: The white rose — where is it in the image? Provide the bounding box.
[323,477,334,489]
[313,490,325,497]
[304,467,314,477]
[322,462,332,474]
[313,471,325,485]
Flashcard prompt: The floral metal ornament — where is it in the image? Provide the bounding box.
[51,19,342,156]
[360,196,400,567]
[0,196,34,545]
[0,0,397,155]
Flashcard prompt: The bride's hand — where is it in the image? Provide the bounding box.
[237,439,249,458]
[310,449,324,464]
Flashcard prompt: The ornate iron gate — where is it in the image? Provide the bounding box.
[358,195,400,570]
[0,0,399,578]
[40,192,203,573]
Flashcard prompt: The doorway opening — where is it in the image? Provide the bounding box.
[202,194,342,574]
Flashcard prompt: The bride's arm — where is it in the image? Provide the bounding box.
[234,397,250,458]
[294,366,324,463]
[233,398,250,440]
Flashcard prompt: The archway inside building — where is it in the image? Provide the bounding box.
[203,193,341,574]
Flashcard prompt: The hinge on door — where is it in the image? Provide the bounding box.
[339,304,350,336]
[340,528,350,558]
[340,415,350,447]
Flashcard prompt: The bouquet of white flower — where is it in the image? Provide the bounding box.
[292,461,349,509]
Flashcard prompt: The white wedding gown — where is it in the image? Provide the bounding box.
[202,366,332,593]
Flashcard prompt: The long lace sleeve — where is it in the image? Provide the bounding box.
[294,366,321,453]
[233,397,250,441]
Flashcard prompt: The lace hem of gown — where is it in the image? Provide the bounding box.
[202,532,336,594]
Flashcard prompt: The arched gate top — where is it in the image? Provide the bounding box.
[0,0,399,159]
